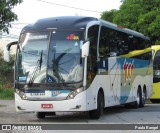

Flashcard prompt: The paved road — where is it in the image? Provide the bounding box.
[0,100,160,133]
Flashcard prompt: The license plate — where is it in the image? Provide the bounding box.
[30,93,45,96]
[41,104,53,108]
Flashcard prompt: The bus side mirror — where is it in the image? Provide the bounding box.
[4,41,18,62]
[81,41,90,58]
[4,46,10,62]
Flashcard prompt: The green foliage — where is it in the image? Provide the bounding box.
[0,49,14,74]
[0,0,23,33]
[0,50,14,99]
[100,0,160,45]
[0,49,15,83]
[101,9,118,23]
[0,84,14,99]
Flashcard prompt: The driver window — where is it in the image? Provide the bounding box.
[87,25,99,86]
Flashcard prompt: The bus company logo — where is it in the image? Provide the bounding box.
[52,91,61,96]
[66,34,79,40]
[53,91,60,95]
[123,59,134,85]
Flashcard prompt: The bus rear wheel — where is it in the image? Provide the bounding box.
[89,91,104,119]
[134,88,144,108]
[141,89,146,107]
[36,112,45,119]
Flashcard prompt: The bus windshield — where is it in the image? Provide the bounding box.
[16,31,83,84]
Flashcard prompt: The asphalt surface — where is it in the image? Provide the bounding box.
[0,100,160,133]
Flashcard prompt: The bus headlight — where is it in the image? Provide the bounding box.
[16,89,28,100]
[67,87,83,99]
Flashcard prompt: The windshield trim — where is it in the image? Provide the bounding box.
[15,81,83,91]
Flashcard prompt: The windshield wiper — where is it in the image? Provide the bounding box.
[52,48,71,83]
[28,50,43,86]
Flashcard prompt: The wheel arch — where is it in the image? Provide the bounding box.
[138,85,142,94]
[97,87,105,107]
[143,85,147,98]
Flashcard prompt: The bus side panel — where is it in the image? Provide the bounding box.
[86,56,152,110]
[150,82,160,99]
[86,74,120,110]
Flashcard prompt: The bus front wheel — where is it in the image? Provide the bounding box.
[89,91,104,119]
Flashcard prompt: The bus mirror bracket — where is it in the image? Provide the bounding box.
[81,41,90,58]
[4,41,18,62]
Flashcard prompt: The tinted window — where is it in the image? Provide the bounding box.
[99,26,151,57]
[99,26,130,57]
[132,51,152,60]
[87,25,99,86]
[153,50,160,82]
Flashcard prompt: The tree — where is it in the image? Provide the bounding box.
[100,9,118,23]
[137,10,160,44]
[0,0,23,33]
[100,0,160,44]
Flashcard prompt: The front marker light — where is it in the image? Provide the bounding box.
[22,94,28,100]
[67,87,83,100]
[76,88,81,93]
[16,89,20,94]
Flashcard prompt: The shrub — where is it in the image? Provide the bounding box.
[0,49,15,84]
[0,49,15,99]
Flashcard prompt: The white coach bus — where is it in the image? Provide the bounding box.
[4,16,152,119]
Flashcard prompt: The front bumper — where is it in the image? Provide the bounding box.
[15,91,87,112]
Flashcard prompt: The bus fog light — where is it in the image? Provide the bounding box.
[67,87,83,99]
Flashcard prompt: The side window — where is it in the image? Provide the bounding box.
[16,47,22,81]
[99,27,130,57]
[88,25,99,71]
[99,26,110,58]
[132,37,150,50]
[116,32,129,55]
[133,51,152,60]
[154,50,160,61]
[153,50,160,82]
[154,50,160,70]
[109,30,129,56]
[87,25,99,86]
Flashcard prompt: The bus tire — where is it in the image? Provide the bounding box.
[135,88,146,108]
[134,89,141,108]
[140,89,146,107]
[36,112,45,119]
[89,91,104,119]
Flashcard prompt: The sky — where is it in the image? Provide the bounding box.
[2,0,122,40]
[13,0,122,23]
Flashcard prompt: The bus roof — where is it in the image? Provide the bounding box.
[21,16,149,40]
[21,16,98,32]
